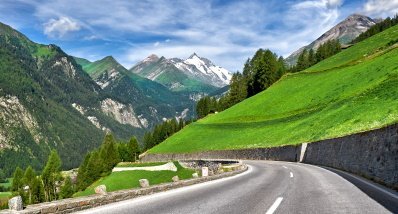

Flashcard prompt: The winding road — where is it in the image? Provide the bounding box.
[76,161,398,214]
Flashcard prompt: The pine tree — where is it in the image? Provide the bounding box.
[11,167,24,192]
[60,177,74,199]
[85,150,102,185]
[23,166,36,204]
[99,134,120,175]
[31,176,45,203]
[127,137,140,162]
[76,152,91,191]
[41,149,62,201]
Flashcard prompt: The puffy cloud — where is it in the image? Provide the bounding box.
[43,16,81,38]
[363,0,398,17]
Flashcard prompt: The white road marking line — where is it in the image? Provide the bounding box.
[282,166,287,169]
[290,172,294,178]
[266,197,283,214]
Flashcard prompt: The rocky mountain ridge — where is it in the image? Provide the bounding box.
[286,14,377,66]
[130,53,232,92]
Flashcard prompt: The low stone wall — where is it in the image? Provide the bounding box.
[303,124,398,190]
[142,123,397,190]
[141,145,300,162]
[0,165,247,214]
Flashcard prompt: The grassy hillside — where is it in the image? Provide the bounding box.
[149,25,398,154]
[74,162,195,197]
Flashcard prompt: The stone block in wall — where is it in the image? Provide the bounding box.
[95,185,107,195]
[8,196,23,211]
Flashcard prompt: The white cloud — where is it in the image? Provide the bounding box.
[363,0,398,17]
[43,16,81,38]
[22,0,350,71]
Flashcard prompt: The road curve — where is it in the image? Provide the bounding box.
[76,161,396,214]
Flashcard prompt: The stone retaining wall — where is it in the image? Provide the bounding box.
[303,124,398,190]
[141,144,300,162]
[0,165,247,214]
[142,123,398,190]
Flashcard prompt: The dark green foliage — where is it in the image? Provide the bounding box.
[76,134,124,191]
[0,170,5,183]
[22,166,36,204]
[76,153,91,191]
[118,137,141,162]
[41,150,62,201]
[196,49,286,118]
[143,119,188,151]
[290,39,341,72]
[99,134,120,175]
[11,167,24,192]
[60,177,74,199]
[247,49,285,96]
[30,176,45,204]
[353,14,398,44]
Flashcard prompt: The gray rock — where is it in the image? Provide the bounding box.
[192,173,199,178]
[94,185,107,195]
[172,176,179,182]
[139,179,150,188]
[8,196,23,211]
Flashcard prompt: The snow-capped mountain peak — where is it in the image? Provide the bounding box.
[182,53,231,86]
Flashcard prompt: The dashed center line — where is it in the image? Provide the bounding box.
[266,197,283,214]
[282,166,287,169]
[290,172,294,178]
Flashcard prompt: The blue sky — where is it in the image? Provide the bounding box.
[0,0,397,71]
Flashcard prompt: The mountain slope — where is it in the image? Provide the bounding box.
[130,53,231,93]
[286,14,376,66]
[0,22,148,175]
[76,56,196,126]
[148,24,398,154]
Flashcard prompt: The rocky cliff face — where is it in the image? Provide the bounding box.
[286,14,376,66]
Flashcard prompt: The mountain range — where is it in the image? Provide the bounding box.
[0,22,228,174]
[130,53,232,93]
[0,13,378,174]
[285,14,377,66]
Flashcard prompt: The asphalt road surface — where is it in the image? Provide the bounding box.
[76,161,398,214]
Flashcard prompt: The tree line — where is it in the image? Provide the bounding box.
[9,134,140,206]
[290,39,341,72]
[76,134,139,191]
[353,14,398,44]
[197,49,286,118]
[142,118,190,151]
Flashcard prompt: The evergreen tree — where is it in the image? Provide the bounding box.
[41,149,62,201]
[76,152,91,191]
[127,137,140,162]
[0,169,5,183]
[23,166,36,204]
[85,151,101,185]
[30,176,45,203]
[99,134,120,175]
[60,177,74,199]
[11,167,24,192]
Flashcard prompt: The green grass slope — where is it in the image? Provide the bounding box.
[74,162,195,197]
[149,25,398,154]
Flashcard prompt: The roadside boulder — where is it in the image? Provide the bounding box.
[139,179,150,188]
[8,196,23,211]
[94,185,107,195]
[172,176,179,182]
[192,173,199,178]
